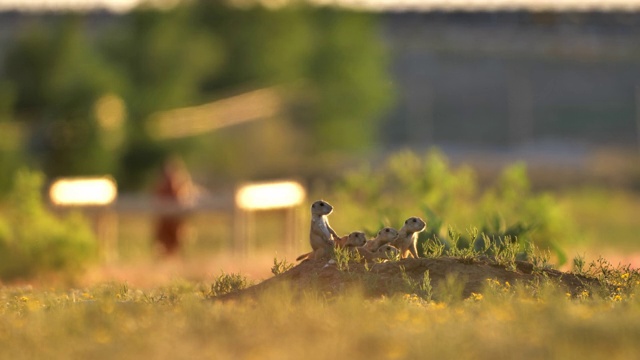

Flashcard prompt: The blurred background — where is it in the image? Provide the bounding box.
[0,0,639,285]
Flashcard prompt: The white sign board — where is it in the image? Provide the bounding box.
[49,177,117,206]
[235,181,305,210]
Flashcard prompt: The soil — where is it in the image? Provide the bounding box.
[214,256,598,301]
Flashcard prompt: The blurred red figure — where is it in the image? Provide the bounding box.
[153,156,196,256]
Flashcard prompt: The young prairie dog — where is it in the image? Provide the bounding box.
[391,217,426,259]
[298,231,366,262]
[356,244,400,262]
[298,238,399,263]
[363,227,399,252]
[335,231,367,249]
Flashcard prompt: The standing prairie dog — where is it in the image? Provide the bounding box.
[309,200,340,251]
[363,227,399,252]
[296,200,340,261]
[391,217,426,259]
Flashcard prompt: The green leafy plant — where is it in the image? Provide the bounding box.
[422,235,446,258]
[525,241,552,273]
[271,255,295,276]
[572,253,587,276]
[399,266,433,301]
[209,272,250,297]
[491,235,520,272]
[0,169,97,280]
[445,226,478,263]
[333,246,362,271]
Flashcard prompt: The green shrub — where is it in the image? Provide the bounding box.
[0,169,97,280]
[209,272,251,297]
[322,149,571,264]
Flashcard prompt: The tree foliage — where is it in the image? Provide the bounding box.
[4,16,122,179]
[1,3,393,190]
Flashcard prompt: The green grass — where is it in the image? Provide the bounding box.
[1,253,640,360]
[0,282,637,359]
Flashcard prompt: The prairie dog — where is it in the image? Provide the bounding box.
[336,231,367,248]
[356,244,400,262]
[309,200,340,251]
[297,238,399,262]
[296,200,340,261]
[297,231,366,262]
[363,227,399,252]
[391,217,426,259]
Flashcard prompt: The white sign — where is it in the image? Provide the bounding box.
[49,177,117,206]
[235,181,306,210]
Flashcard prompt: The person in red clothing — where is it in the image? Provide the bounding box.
[153,156,196,256]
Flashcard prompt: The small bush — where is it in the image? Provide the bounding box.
[271,256,294,276]
[323,149,571,265]
[0,169,97,280]
[209,272,250,297]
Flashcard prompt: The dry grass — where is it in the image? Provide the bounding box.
[1,280,639,359]
[2,253,640,360]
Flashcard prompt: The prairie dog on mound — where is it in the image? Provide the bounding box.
[298,242,400,263]
[296,200,340,261]
[297,231,366,262]
[309,200,340,251]
[391,217,426,259]
[363,227,399,252]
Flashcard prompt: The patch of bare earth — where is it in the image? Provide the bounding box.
[214,257,597,301]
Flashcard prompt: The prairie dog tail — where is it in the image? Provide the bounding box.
[296,247,332,261]
[296,252,311,261]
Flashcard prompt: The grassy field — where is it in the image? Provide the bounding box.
[1,260,640,360]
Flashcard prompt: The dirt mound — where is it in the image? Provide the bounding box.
[215,257,598,301]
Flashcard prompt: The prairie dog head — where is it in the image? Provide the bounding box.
[376,244,399,259]
[345,231,367,247]
[376,227,399,241]
[311,200,333,216]
[403,217,426,233]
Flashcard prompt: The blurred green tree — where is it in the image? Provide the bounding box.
[0,82,26,197]
[4,16,122,179]
[191,3,393,177]
[1,3,393,189]
[99,6,222,189]
[302,7,392,153]
[206,3,392,153]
